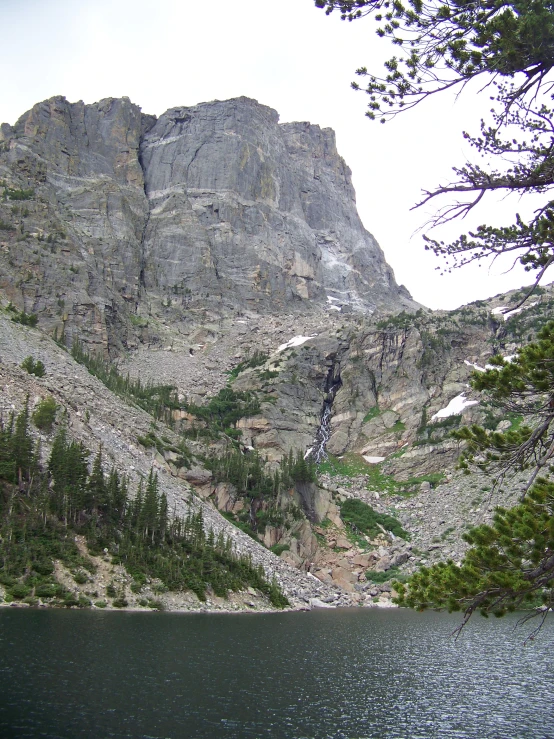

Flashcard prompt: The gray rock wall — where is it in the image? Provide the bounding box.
[0,95,415,353]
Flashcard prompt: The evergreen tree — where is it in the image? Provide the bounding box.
[394,324,554,629]
[48,427,89,522]
[395,479,554,636]
[142,469,160,542]
[316,0,554,297]
[107,467,127,525]
[12,398,33,490]
[0,414,16,483]
[87,447,107,514]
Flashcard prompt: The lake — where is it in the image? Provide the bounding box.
[0,607,553,738]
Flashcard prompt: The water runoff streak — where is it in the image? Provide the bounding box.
[310,364,342,463]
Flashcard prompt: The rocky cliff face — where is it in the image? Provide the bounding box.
[2,93,553,611]
[0,95,416,354]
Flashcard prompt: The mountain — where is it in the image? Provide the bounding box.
[0,95,416,355]
[1,95,552,612]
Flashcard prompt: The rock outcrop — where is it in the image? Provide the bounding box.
[0,95,417,354]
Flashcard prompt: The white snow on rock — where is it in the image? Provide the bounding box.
[491,302,537,320]
[431,393,479,419]
[277,335,316,353]
[362,455,386,464]
[464,355,516,373]
[464,360,486,372]
[326,296,342,311]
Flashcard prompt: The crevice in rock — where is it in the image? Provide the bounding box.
[137,143,150,295]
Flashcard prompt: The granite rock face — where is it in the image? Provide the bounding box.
[140,97,411,314]
[0,96,150,351]
[0,95,416,353]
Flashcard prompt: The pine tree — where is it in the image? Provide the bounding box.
[316,0,554,297]
[13,398,33,491]
[142,469,160,542]
[87,447,107,515]
[394,324,554,630]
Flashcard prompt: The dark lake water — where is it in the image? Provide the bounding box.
[0,607,553,739]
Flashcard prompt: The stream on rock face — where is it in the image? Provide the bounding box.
[310,362,342,463]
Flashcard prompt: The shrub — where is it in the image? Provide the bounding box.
[112,597,128,608]
[11,310,38,327]
[63,595,80,607]
[33,560,55,576]
[73,572,88,584]
[366,567,400,583]
[32,396,57,432]
[21,356,45,377]
[269,544,290,556]
[340,498,409,540]
[8,583,31,599]
[35,583,58,598]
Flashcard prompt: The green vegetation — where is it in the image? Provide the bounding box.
[7,303,38,327]
[258,369,279,381]
[0,405,288,608]
[340,498,409,540]
[319,452,375,477]
[2,185,34,201]
[390,420,406,433]
[318,453,399,494]
[414,412,462,447]
[135,429,191,469]
[188,387,260,436]
[206,448,315,536]
[366,566,410,584]
[31,396,57,432]
[227,351,269,381]
[269,543,290,556]
[396,325,554,628]
[21,356,45,377]
[454,323,554,477]
[396,473,445,495]
[71,340,263,443]
[362,406,380,423]
[70,339,181,424]
[375,312,415,331]
[395,479,554,628]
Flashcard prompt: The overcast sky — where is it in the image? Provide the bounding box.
[1,0,542,309]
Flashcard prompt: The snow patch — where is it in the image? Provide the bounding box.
[304,447,313,460]
[362,455,386,464]
[431,393,479,419]
[492,302,537,320]
[465,355,515,373]
[277,335,316,353]
[464,360,486,372]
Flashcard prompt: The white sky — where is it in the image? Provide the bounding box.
[1,0,544,309]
